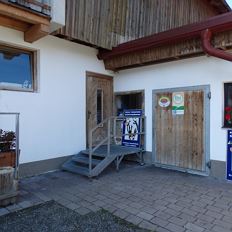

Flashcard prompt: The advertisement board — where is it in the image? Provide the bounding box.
[122,110,142,148]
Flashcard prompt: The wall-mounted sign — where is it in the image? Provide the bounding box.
[158,96,171,108]
[227,130,232,181]
[122,110,142,148]
[172,92,185,115]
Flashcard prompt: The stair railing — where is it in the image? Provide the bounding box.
[88,115,146,176]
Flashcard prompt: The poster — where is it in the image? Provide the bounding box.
[172,92,185,115]
[227,130,232,181]
[122,110,142,148]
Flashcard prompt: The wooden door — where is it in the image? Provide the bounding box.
[86,72,113,147]
[153,86,210,174]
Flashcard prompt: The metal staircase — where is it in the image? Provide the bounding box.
[62,116,146,178]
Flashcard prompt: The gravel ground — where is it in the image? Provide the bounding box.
[0,201,149,232]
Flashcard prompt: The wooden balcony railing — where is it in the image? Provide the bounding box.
[3,0,51,16]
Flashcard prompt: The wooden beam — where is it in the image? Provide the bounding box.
[0,14,30,31]
[0,2,50,25]
[98,11,232,60]
[24,23,49,43]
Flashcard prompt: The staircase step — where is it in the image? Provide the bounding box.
[82,150,105,157]
[72,154,102,166]
[62,160,89,176]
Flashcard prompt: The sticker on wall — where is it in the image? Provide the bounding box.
[172,92,185,115]
[158,96,171,108]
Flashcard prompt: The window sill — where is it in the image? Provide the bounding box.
[222,126,232,129]
[0,87,34,93]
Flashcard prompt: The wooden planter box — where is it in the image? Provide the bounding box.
[0,151,16,168]
[0,167,18,206]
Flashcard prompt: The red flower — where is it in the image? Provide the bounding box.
[225,106,232,112]
[225,114,231,121]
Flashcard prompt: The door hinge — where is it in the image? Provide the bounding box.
[208,92,211,99]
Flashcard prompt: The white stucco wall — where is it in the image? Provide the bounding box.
[114,56,232,162]
[0,26,111,164]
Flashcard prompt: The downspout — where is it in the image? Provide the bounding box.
[201,29,232,62]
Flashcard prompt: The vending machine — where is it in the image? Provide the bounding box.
[227,130,232,181]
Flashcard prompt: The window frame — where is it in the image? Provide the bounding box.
[223,82,232,128]
[0,44,37,92]
[96,88,104,125]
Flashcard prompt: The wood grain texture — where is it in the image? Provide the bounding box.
[154,91,204,172]
[86,74,113,147]
[54,0,220,50]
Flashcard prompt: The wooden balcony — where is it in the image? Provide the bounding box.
[0,0,51,43]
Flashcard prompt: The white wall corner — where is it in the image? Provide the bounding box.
[50,0,66,33]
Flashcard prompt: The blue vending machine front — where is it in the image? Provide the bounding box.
[227,130,232,181]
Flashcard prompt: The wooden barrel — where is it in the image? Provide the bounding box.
[0,167,14,195]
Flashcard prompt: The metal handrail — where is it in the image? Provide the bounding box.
[88,115,146,176]
[0,112,20,179]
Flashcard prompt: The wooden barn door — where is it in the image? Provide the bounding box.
[86,72,113,147]
[153,86,210,174]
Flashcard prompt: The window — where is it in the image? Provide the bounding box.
[0,45,36,91]
[97,89,103,124]
[224,83,232,128]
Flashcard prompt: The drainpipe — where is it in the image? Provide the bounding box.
[201,29,232,62]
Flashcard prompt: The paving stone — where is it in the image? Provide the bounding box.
[150,217,169,227]
[181,208,198,217]
[113,209,130,219]
[75,207,91,215]
[155,211,172,220]
[166,222,185,232]
[163,208,181,217]
[142,206,158,214]
[1,168,232,232]
[197,213,215,223]
[205,209,222,219]
[130,202,144,209]
[93,200,107,207]
[194,219,214,230]
[18,200,34,209]
[168,216,187,226]
[6,204,21,212]
[178,212,196,222]
[126,214,143,225]
[137,211,154,221]
[85,204,101,212]
[56,198,71,206]
[156,227,170,232]
[0,208,10,216]
[184,222,204,232]
[139,220,158,231]
[66,202,81,210]
[212,225,232,232]
[214,219,232,230]
[124,206,140,215]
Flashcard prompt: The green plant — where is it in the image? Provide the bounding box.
[0,129,16,152]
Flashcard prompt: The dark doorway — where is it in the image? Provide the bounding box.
[114,90,144,116]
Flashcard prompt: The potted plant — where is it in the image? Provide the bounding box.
[0,129,16,167]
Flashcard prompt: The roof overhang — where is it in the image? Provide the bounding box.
[98,11,232,68]
[207,0,231,13]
